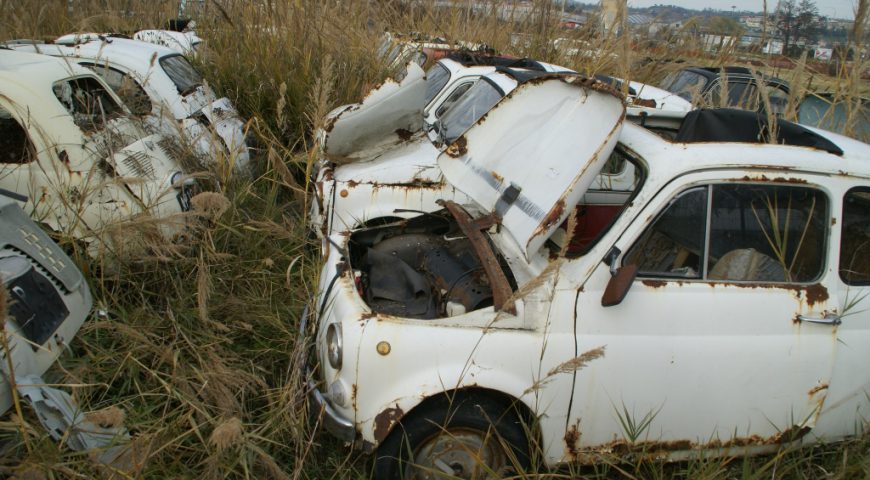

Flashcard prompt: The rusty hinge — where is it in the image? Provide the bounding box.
[438,200,516,315]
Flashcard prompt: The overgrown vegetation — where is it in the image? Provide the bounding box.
[0,0,868,478]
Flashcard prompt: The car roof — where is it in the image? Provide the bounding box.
[0,48,96,90]
[7,36,181,74]
[621,116,870,180]
[684,66,789,88]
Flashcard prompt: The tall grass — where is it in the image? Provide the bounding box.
[0,0,868,478]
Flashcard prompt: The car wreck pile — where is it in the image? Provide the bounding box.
[0,25,252,467]
[307,44,870,479]
[2,21,870,479]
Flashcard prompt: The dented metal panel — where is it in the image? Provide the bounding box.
[323,63,426,163]
[437,77,625,259]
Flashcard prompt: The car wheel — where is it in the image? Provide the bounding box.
[374,392,532,480]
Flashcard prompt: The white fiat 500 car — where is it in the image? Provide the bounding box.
[0,49,203,249]
[307,75,870,478]
[7,36,250,174]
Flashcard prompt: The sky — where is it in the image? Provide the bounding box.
[624,0,858,19]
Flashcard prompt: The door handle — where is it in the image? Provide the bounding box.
[796,313,841,326]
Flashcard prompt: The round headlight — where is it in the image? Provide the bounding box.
[326,322,343,370]
[170,171,196,189]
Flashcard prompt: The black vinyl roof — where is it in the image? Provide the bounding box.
[674,108,844,156]
[446,52,546,71]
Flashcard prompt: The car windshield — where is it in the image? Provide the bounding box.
[439,79,503,145]
[659,70,708,102]
[159,54,203,96]
[424,63,451,106]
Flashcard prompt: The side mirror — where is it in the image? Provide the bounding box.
[601,264,638,307]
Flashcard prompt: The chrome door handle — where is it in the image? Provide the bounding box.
[796,313,841,326]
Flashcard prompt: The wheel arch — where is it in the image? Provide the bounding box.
[368,385,541,453]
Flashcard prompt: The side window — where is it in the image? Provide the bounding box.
[0,106,36,165]
[435,82,474,118]
[840,187,870,284]
[627,183,828,283]
[52,76,124,132]
[707,81,759,110]
[80,63,152,116]
[626,186,708,278]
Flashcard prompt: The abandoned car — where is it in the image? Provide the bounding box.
[0,49,203,249]
[0,188,92,415]
[654,65,790,114]
[307,75,870,478]
[311,64,603,238]
[7,36,250,174]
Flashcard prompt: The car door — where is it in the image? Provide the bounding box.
[814,180,870,440]
[566,171,838,455]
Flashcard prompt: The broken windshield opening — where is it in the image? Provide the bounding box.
[52,76,124,132]
[159,54,203,96]
[438,79,503,145]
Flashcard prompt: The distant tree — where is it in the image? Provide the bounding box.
[775,0,798,53]
[795,0,821,43]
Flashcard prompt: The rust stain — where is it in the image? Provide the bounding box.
[831,217,837,226]
[564,422,580,457]
[346,179,359,188]
[339,189,348,198]
[804,284,829,307]
[373,406,404,443]
[445,136,467,158]
[808,383,828,396]
[491,170,504,183]
[395,128,413,141]
[642,279,667,288]
[772,177,808,184]
[533,199,566,238]
[351,384,358,409]
[360,311,377,320]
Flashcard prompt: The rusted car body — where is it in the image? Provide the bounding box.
[0,49,201,249]
[8,36,250,174]
[0,189,92,415]
[308,69,870,478]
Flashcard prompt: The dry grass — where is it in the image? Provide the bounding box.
[0,0,868,478]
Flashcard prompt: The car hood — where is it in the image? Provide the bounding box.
[332,135,441,185]
[322,62,426,163]
[437,76,625,259]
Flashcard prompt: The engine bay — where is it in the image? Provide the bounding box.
[348,211,517,319]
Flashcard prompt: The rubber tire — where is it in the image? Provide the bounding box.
[374,392,532,480]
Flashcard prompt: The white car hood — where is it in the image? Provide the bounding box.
[322,62,426,163]
[437,77,625,258]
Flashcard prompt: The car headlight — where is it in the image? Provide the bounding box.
[326,322,342,370]
[170,171,196,189]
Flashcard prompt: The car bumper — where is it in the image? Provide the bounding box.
[301,304,355,443]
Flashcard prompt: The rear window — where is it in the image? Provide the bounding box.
[52,76,124,132]
[159,54,203,96]
[439,79,502,145]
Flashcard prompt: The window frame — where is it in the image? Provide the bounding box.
[626,180,831,286]
[78,62,153,116]
[839,186,870,286]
